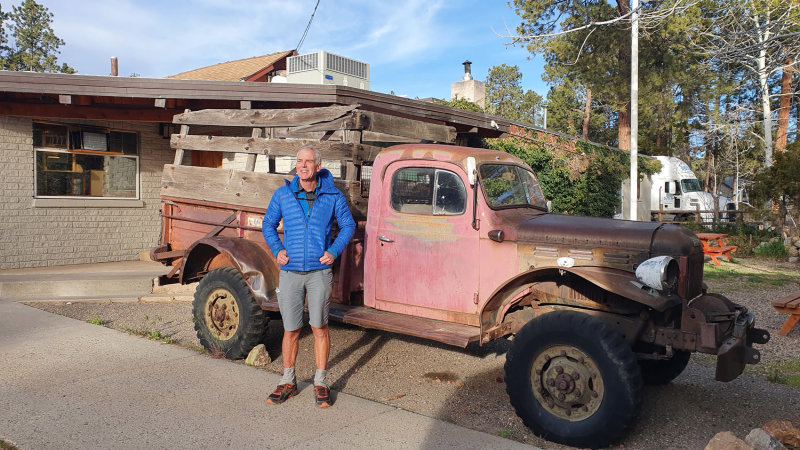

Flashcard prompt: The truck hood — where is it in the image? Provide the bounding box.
[515,213,700,256]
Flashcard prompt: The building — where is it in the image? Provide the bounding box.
[0,71,511,269]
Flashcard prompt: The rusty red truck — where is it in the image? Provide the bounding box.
[152,107,769,448]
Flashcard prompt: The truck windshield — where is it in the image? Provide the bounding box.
[681,179,702,193]
[479,164,547,210]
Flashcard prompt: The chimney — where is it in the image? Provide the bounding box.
[110,57,118,76]
[462,60,473,81]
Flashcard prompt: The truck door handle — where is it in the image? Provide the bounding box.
[378,235,394,243]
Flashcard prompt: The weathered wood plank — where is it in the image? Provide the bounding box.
[172,105,358,127]
[160,164,368,220]
[170,134,382,162]
[244,128,261,171]
[360,111,456,143]
[173,117,190,165]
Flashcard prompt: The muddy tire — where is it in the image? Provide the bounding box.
[192,266,267,359]
[639,350,690,385]
[505,310,643,448]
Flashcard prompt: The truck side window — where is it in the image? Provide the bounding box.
[391,167,466,215]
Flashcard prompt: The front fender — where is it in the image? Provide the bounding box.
[181,236,278,307]
[479,266,681,343]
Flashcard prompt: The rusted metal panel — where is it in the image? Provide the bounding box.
[371,159,480,325]
[515,214,661,251]
[331,303,480,347]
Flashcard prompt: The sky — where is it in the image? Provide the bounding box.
[39,0,548,101]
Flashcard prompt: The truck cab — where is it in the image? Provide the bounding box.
[651,155,734,222]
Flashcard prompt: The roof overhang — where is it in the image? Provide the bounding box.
[0,71,511,138]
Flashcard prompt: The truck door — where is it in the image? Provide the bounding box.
[374,162,480,324]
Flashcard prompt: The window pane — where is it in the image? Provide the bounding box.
[36,151,137,198]
[109,131,139,155]
[391,167,434,214]
[33,123,68,148]
[480,164,546,209]
[433,170,466,215]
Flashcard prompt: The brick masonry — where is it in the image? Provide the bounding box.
[0,116,174,269]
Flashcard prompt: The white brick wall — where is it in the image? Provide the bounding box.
[0,117,174,269]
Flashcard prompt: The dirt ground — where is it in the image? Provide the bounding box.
[28,258,800,449]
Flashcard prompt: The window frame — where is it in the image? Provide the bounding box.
[390,166,467,216]
[33,122,141,200]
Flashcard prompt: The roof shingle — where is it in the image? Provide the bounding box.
[167,50,297,81]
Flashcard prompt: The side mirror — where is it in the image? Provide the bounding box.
[466,157,477,186]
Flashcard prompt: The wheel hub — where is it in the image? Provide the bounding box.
[531,345,604,421]
[203,288,239,341]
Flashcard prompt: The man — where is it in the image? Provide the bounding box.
[262,146,355,408]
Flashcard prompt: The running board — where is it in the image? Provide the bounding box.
[329,303,480,348]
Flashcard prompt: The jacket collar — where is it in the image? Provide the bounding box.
[288,168,336,193]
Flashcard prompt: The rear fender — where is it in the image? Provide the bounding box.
[180,236,278,307]
[479,266,680,344]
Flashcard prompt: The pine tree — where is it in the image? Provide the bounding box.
[4,0,74,73]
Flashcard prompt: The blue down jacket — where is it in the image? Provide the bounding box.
[262,169,355,272]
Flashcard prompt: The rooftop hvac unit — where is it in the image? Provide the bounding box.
[286,51,369,90]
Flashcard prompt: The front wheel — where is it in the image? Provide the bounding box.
[192,266,268,359]
[504,310,643,448]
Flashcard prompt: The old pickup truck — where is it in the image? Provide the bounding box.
[152,107,769,448]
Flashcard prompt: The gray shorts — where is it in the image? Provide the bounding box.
[277,268,333,331]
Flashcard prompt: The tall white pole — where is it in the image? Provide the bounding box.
[629,0,639,220]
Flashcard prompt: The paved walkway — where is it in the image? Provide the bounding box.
[0,262,535,449]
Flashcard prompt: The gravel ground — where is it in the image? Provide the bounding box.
[27,258,800,449]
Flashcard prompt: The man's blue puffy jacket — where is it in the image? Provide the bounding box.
[262,169,355,272]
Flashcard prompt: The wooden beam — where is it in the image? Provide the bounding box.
[244,128,261,171]
[160,164,368,220]
[279,128,420,143]
[289,112,368,133]
[170,134,382,162]
[174,111,190,165]
[359,111,456,143]
[0,102,182,122]
[172,105,358,127]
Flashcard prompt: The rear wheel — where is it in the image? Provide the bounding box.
[639,350,691,385]
[505,310,642,448]
[192,266,267,359]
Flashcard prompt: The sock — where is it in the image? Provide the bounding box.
[314,369,328,388]
[279,367,296,385]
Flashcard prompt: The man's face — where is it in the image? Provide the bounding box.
[296,149,321,183]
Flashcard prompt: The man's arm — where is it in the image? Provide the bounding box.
[326,193,356,259]
[262,193,285,257]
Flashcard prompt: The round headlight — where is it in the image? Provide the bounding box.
[635,256,679,292]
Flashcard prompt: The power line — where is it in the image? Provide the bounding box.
[296,0,321,53]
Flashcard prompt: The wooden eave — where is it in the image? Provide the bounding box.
[0,71,510,137]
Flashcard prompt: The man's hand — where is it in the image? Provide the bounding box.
[276,249,289,265]
[319,251,334,265]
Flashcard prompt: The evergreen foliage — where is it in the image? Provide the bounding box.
[488,135,659,217]
[437,97,483,113]
[485,64,543,124]
[1,0,73,73]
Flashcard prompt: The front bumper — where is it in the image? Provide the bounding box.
[715,309,770,381]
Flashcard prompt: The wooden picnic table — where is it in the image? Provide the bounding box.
[696,233,738,266]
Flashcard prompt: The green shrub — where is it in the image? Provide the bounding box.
[753,240,788,258]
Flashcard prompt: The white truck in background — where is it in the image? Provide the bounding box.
[650,156,734,222]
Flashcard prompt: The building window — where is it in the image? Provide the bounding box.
[33,123,139,199]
